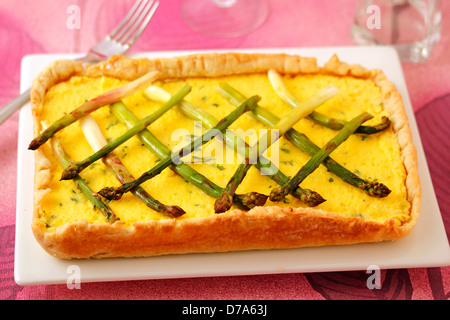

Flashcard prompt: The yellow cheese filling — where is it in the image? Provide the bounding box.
[36,73,411,230]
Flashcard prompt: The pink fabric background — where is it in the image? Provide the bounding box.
[0,0,448,300]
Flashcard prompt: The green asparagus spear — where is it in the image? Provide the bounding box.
[60,85,192,181]
[28,71,160,150]
[267,69,391,134]
[213,85,338,213]
[45,122,118,223]
[270,112,373,202]
[308,112,391,134]
[79,116,185,218]
[144,85,325,207]
[98,95,261,201]
[217,83,391,198]
[110,101,267,211]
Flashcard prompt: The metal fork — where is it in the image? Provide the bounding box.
[0,0,159,125]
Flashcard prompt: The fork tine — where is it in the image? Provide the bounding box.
[113,0,153,43]
[109,0,146,39]
[113,0,150,41]
[85,0,158,61]
[125,1,159,46]
[116,0,158,46]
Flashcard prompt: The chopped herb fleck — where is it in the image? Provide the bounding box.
[329,177,334,182]
[194,155,214,164]
[216,165,225,171]
[281,148,290,153]
[106,120,119,130]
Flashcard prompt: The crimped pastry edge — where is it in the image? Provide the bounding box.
[30,52,421,259]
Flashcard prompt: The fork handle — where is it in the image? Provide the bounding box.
[0,88,31,125]
[0,53,113,125]
[0,54,92,125]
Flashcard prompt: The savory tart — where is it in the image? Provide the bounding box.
[29,52,421,259]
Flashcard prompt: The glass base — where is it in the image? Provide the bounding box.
[350,0,442,63]
[181,0,270,38]
[351,24,441,63]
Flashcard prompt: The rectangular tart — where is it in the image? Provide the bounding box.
[30,53,421,259]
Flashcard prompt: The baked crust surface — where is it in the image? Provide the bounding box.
[30,52,421,259]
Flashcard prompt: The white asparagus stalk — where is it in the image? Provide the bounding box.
[29,70,160,150]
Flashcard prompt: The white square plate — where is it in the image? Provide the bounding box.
[14,46,450,285]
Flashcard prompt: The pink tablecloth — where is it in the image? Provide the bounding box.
[0,0,449,300]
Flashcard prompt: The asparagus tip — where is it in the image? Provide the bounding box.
[298,188,326,207]
[28,137,43,150]
[164,205,186,218]
[98,186,124,200]
[269,187,287,202]
[60,163,80,180]
[364,182,391,198]
[214,191,234,214]
[356,116,391,134]
[379,116,391,129]
[236,192,269,209]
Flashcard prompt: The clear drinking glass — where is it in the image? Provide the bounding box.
[351,0,442,62]
[180,0,270,38]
